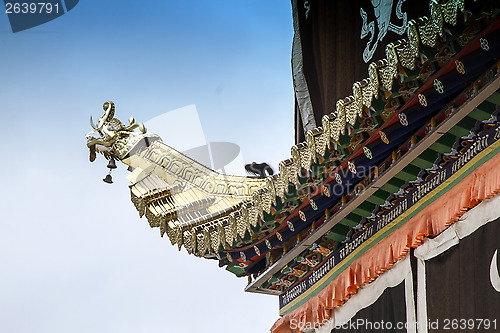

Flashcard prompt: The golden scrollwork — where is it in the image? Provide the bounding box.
[345,82,364,126]
[396,20,419,70]
[441,0,465,26]
[418,1,444,48]
[378,44,399,92]
[87,0,474,258]
[321,113,334,150]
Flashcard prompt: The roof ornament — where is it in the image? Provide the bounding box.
[85,100,148,183]
[245,162,274,178]
[86,101,147,162]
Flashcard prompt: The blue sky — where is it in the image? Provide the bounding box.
[0,1,294,332]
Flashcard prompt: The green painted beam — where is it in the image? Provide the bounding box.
[325,223,350,241]
[381,177,405,193]
[411,149,439,169]
[352,201,376,217]
[471,101,495,120]
[429,133,457,154]
[486,91,500,105]
[325,231,346,242]
[341,213,363,227]
[366,189,390,205]
[395,164,421,181]
[448,116,477,137]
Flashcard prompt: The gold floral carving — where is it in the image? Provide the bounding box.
[418,1,444,48]
[396,21,419,70]
[345,82,364,126]
[378,44,399,92]
[321,113,334,149]
[91,0,470,258]
[441,0,465,26]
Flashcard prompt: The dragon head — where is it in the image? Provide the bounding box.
[85,100,156,163]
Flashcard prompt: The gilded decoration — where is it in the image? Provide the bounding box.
[86,0,482,260]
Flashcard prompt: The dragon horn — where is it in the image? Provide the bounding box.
[90,115,97,129]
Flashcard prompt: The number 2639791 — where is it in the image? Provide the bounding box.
[5,2,60,14]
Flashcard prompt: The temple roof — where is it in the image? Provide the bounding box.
[225,0,500,284]
[85,0,500,323]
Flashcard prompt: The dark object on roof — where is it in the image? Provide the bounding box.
[245,162,274,178]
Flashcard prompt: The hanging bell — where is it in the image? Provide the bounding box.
[103,174,113,184]
[107,158,117,169]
